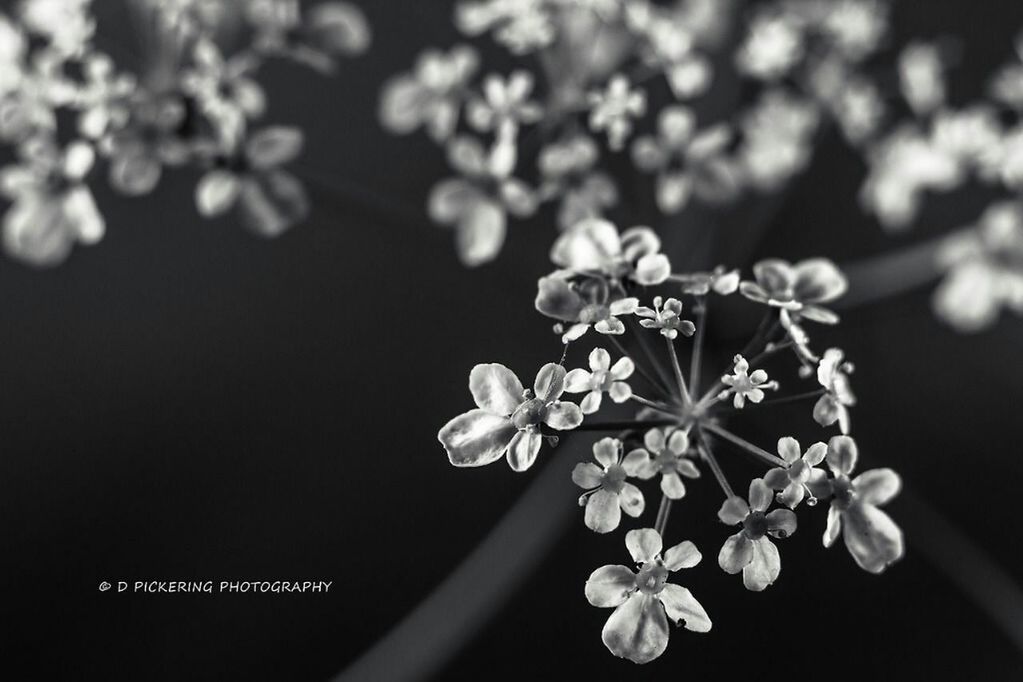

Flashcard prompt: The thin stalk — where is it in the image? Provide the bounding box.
[571,419,675,432]
[608,335,672,401]
[702,423,786,467]
[665,336,692,406]
[696,439,735,499]
[630,318,676,396]
[654,496,672,537]
[689,298,708,396]
[630,394,675,412]
[756,389,826,407]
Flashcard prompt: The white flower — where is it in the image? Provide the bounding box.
[624,428,700,500]
[737,91,819,190]
[428,134,537,266]
[631,106,737,214]
[181,39,266,149]
[813,348,856,433]
[739,257,848,326]
[585,529,710,664]
[538,135,618,230]
[466,70,542,136]
[549,218,670,285]
[635,296,696,339]
[933,202,1023,332]
[736,13,804,81]
[572,437,645,533]
[534,275,638,342]
[0,137,103,266]
[898,42,945,116]
[194,126,309,238]
[816,436,904,574]
[674,266,740,296]
[455,0,555,54]
[379,45,479,142]
[588,75,645,151]
[717,478,797,591]
[719,354,778,408]
[763,437,827,508]
[565,348,635,414]
[438,362,584,472]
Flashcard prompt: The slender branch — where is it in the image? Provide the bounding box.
[629,318,676,396]
[665,336,692,406]
[654,495,672,537]
[702,422,787,467]
[630,394,675,412]
[696,439,735,499]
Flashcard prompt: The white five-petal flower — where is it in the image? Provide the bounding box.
[717,479,797,591]
[565,348,635,414]
[572,437,645,533]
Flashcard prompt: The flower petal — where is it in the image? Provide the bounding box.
[618,483,645,518]
[718,531,753,574]
[661,471,686,500]
[610,356,635,380]
[748,478,773,512]
[643,428,665,454]
[564,368,592,394]
[469,363,525,415]
[601,593,670,665]
[535,362,567,400]
[663,540,701,571]
[437,409,516,467]
[824,504,842,547]
[826,435,858,476]
[841,502,905,574]
[777,436,801,464]
[659,584,712,632]
[586,489,622,533]
[717,496,749,525]
[793,258,848,303]
[767,509,797,538]
[544,401,583,430]
[572,462,604,489]
[589,347,611,371]
[622,449,655,479]
[535,275,585,322]
[580,390,603,414]
[853,468,902,506]
[592,437,620,467]
[763,467,790,490]
[506,429,542,472]
[667,429,690,455]
[635,253,671,285]
[753,258,796,296]
[742,537,781,591]
[626,528,663,563]
[550,218,622,272]
[585,565,637,607]
[608,381,632,403]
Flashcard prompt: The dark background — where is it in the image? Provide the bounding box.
[3,1,1022,680]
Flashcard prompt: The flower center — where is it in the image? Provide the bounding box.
[743,511,769,539]
[635,562,668,595]
[654,450,676,474]
[591,369,613,391]
[601,464,627,493]
[832,477,856,510]
[511,398,547,430]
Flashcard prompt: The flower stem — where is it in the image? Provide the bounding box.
[701,422,787,467]
[696,438,734,499]
[608,335,672,400]
[654,495,672,537]
[571,419,675,432]
[629,318,676,396]
[630,394,675,412]
[665,336,692,407]
[689,298,708,396]
[756,389,826,407]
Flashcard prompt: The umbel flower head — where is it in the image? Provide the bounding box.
[585,529,711,664]
[438,362,583,471]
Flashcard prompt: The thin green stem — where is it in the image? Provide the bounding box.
[654,495,672,537]
[702,422,786,467]
[689,298,708,396]
[696,439,734,499]
[665,336,692,407]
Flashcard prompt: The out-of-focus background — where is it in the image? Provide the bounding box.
[3,1,1022,679]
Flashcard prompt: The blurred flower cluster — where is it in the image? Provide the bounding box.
[0,0,369,266]
[381,0,1023,332]
[438,217,903,663]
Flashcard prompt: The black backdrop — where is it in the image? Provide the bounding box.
[3,1,1022,680]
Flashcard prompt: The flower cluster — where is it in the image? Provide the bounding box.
[437,216,904,663]
[383,0,1023,332]
[0,0,369,266]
